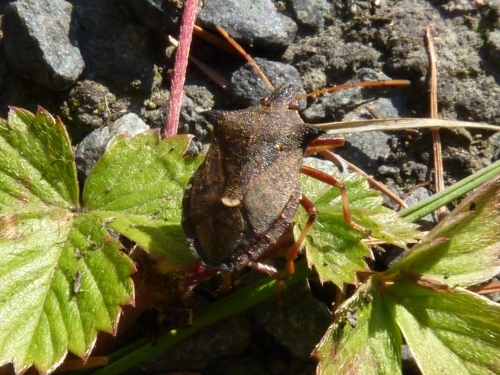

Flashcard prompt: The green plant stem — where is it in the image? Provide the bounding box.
[399,159,500,222]
[86,260,313,375]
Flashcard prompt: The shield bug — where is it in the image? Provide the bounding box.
[182,27,408,279]
[182,83,348,276]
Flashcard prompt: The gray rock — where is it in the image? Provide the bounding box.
[489,131,500,153]
[376,1,500,124]
[140,84,213,154]
[197,0,297,49]
[337,131,392,175]
[177,93,212,153]
[249,281,331,359]
[303,157,343,180]
[487,30,500,72]
[290,0,329,29]
[300,68,409,176]
[400,161,428,182]
[490,276,500,304]
[401,344,420,374]
[283,34,382,93]
[2,0,84,90]
[124,0,184,33]
[70,0,155,92]
[108,113,150,139]
[215,351,315,375]
[231,57,306,107]
[378,164,401,175]
[125,313,252,374]
[76,113,150,179]
[62,80,119,133]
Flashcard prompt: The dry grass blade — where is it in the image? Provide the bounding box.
[469,282,500,295]
[317,118,500,134]
[319,150,408,208]
[426,25,446,219]
[193,24,238,55]
[167,35,231,93]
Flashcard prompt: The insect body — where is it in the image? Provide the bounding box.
[182,84,343,273]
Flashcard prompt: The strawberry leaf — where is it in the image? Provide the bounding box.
[0,107,78,209]
[316,278,402,375]
[389,175,500,287]
[384,279,500,375]
[83,131,202,271]
[0,108,134,374]
[299,172,419,285]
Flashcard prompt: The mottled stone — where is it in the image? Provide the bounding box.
[198,0,297,49]
[2,0,84,90]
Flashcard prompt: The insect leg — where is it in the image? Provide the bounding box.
[286,194,317,275]
[300,165,364,233]
[304,136,345,156]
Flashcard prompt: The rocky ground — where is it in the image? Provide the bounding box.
[1,0,500,374]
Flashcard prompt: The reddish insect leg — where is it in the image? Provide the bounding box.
[286,194,317,275]
[303,136,361,230]
[305,136,345,156]
[300,165,364,234]
[283,134,365,275]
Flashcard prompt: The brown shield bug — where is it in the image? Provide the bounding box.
[181,27,408,279]
[182,83,349,277]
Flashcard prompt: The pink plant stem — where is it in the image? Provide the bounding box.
[165,0,198,137]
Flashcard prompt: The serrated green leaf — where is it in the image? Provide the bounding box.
[301,206,369,285]
[0,108,135,374]
[83,131,202,270]
[316,278,402,375]
[0,211,134,374]
[90,211,190,270]
[299,173,419,285]
[388,175,500,287]
[384,279,500,375]
[0,107,78,209]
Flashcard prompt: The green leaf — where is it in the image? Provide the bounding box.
[83,131,202,270]
[90,211,190,270]
[389,175,500,287]
[299,173,419,285]
[0,107,78,209]
[0,108,135,374]
[399,159,500,222]
[316,278,402,375]
[0,212,134,373]
[300,204,369,285]
[384,279,500,375]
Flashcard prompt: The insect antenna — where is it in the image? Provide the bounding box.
[297,79,410,100]
[214,25,275,92]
